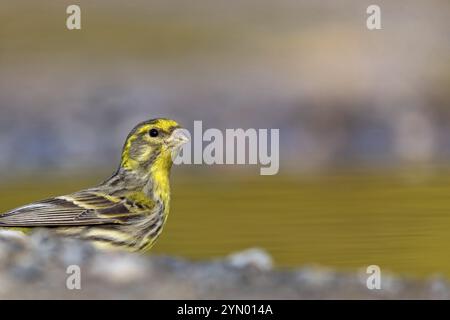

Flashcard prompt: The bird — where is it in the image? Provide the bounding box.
[0,118,189,252]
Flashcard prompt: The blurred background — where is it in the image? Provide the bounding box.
[1,0,450,278]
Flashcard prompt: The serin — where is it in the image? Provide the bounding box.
[0,118,189,252]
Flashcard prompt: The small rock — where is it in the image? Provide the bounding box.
[91,253,148,284]
[0,230,28,268]
[296,266,336,287]
[0,229,28,242]
[427,275,449,299]
[60,239,94,266]
[29,230,60,259]
[226,248,273,271]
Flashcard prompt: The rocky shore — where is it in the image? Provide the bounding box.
[0,230,448,299]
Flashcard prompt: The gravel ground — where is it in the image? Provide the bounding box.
[0,230,448,299]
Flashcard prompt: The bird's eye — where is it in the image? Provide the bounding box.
[149,129,159,137]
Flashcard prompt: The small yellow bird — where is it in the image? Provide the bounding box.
[0,118,189,252]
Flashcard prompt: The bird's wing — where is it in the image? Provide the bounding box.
[0,191,142,227]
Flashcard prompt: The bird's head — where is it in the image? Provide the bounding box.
[120,118,189,174]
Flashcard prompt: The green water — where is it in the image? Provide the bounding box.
[2,169,450,278]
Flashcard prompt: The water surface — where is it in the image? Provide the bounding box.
[1,169,450,278]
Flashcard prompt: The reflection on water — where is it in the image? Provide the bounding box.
[1,169,450,278]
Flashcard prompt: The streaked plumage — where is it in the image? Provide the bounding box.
[0,118,189,252]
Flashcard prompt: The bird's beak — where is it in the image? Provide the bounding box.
[167,128,190,148]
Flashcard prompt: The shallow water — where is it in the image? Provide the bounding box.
[1,169,450,278]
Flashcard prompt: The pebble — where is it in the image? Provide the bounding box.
[226,248,274,271]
